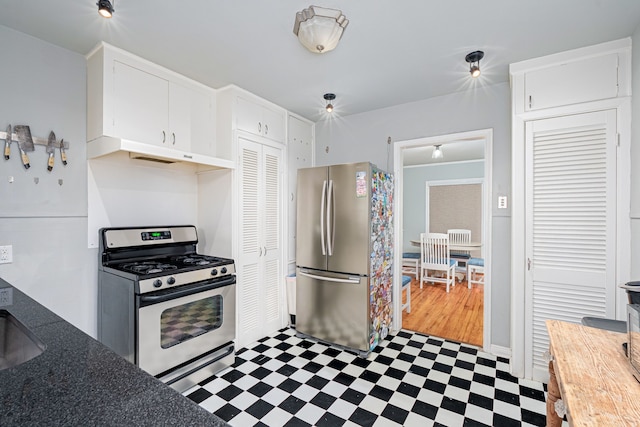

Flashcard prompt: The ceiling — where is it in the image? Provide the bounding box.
[1,1,639,123]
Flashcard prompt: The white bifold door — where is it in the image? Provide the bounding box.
[525,110,617,381]
[237,136,284,348]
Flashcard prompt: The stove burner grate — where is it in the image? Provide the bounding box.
[120,262,179,275]
[172,255,219,266]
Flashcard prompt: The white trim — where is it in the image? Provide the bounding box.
[489,345,512,360]
[393,129,493,353]
[509,38,630,75]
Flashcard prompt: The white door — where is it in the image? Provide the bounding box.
[237,137,283,348]
[525,110,617,380]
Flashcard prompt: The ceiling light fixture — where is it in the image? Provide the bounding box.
[465,50,484,78]
[324,93,336,112]
[293,6,349,54]
[97,0,114,18]
[432,145,443,159]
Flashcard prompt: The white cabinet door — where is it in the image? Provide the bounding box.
[237,137,283,347]
[262,106,285,143]
[113,61,168,146]
[524,110,617,380]
[168,83,214,154]
[168,82,192,152]
[525,54,619,111]
[236,97,263,136]
[287,116,314,264]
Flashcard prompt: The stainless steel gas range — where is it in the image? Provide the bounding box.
[97,225,235,392]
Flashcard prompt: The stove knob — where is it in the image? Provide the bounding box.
[153,279,162,288]
[221,267,227,274]
[167,277,176,285]
[211,268,218,276]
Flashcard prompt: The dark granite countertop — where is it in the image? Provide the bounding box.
[0,278,227,426]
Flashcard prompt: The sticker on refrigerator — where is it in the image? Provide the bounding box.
[356,171,367,198]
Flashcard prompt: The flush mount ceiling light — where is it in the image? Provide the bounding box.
[97,0,114,18]
[293,6,349,54]
[465,50,484,78]
[432,144,443,159]
[324,93,336,112]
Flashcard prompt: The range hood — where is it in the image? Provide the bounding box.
[87,136,234,170]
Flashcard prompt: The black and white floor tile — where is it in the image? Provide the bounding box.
[184,328,549,426]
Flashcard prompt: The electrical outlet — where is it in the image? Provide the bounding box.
[0,245,12,264]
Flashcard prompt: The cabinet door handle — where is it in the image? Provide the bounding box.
[528,95,532,109]
[265,124,268,135]
[263,246,267,256]
[258,122,262,133]
[162,130,166,143]
[172,133,176,145]
[258,247,263,257]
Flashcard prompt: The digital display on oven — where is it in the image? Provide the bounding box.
[141,231,172,241]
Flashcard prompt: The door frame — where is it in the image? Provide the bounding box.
[393,128,493,352]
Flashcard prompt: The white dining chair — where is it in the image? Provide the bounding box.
[401,275,411,313]
[420,232,457,293]
[402,252,420,282]
[447,229,471,281]
[467,257,484,288]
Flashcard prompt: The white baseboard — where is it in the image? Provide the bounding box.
[488,344,512,359]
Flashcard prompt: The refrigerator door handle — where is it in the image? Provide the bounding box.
[327,179,335,256]
[298,271,361,284]
[320,180,327,255]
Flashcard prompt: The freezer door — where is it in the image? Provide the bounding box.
[296,167,329,270]
[327,163,370,275]
[296,268,370,352]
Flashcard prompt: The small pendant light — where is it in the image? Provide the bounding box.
[97,0,115,18]
[324,93,336,113]
[432,145,443,159]
[465,51,484,78]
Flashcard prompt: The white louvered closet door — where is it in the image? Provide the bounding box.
[525,110,617,381]
[261,144,283,337]
[237,137,283,348]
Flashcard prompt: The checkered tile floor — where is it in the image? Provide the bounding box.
[184,328,549,426]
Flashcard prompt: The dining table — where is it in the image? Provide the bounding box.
[409,239,482,251]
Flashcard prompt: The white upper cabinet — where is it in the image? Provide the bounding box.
[524,54,619,111]
[87,42,219,159]
[236,95,286,142]
[216,86,286,145]
[510,38,631,115]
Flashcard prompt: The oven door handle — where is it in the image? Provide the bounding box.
[139,276,236,305]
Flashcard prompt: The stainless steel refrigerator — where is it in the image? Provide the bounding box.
[296,162,394,355]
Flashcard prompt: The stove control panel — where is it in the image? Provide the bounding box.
[138,263,236,293]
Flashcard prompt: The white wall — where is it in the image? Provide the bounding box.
[0,26,94,334]
[315,83,512,348]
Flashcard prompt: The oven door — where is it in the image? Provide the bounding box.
[136,276,236,376]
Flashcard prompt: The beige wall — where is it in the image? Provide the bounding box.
[429,184,482,247]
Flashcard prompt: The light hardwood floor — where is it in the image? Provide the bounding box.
[401,276,484,347]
